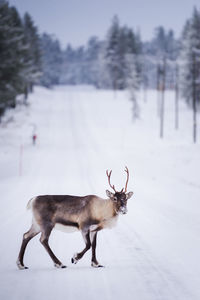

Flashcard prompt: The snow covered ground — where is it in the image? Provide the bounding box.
[0,85,200,300]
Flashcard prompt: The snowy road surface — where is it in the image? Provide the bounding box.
[0,86,200,300]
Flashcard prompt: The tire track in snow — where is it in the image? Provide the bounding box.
[114,219,194,300]
[65,89,128,194]
[64,89,193,299]
[66,90,111,193]
[67,92,95,192]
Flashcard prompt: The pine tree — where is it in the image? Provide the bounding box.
[23,12,41,93]
[180,8,200,105]
[125,53,140,119]
[105,16,142,91]
[60,44,76,85]
[142,26,179,89]
[84,36,102,87]
[40,33,62,87]
[105,15,122,90]
[0,1,42,116]
[0,2,26,112]
[180,7,200,142]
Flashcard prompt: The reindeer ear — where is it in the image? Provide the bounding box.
[126,191,133,200]
[106,190,114,199]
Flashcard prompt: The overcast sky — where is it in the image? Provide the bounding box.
[8,0,200,48]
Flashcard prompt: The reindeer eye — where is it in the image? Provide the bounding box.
[114,196,117,201]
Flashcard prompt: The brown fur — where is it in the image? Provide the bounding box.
[17,194,118,269]
[17,186,133,270]
[17,167,133,269]
[31,195,116,231]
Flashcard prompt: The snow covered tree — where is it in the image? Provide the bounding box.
[105,15,122,90]
[142,27,179,89]
[60,44,85,85]
[95,43,112,88]
[60,44,77,85]
[125,54,140,119]
[105,15,142,91]
[84,37,102,87]
[60,37,110,88]
[0,2,42,115]
[0,2,12,113]
[0,2,27,112]
[180,8,200,105]
[40,33,63,87]
[23,12,41,93]
[180,7,200,142]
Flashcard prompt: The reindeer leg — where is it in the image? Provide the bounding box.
[90,231,104,268]
[17,223,40,270]
[71,230,91,264]
[40,225,66,268]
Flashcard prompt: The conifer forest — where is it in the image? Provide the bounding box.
[1,2,200,300]
[1,1,200,143]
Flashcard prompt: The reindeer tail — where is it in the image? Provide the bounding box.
[27,197,35,210]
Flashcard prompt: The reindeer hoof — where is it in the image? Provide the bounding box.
[16,260,28,270]
[54,263,67,269]
[91,261,104,268]
[71,253,78,264]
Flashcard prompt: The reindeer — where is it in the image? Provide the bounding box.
[17,167,133,270]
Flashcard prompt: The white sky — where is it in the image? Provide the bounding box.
[8,0,200,48]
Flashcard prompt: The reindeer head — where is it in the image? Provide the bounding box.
[106,167,133,215]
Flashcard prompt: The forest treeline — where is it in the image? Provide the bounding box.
[0,0,200,117]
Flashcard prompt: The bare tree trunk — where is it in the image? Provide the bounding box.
[23,84,28,105]
[160,57,166,139]
[29,83,33,93]
[192,52,197,143]
[175,64,179,130]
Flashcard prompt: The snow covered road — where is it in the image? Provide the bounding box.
[0,86,200,300]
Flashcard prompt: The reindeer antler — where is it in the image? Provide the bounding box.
[106,167,130,193]
[124,166,129,193]
[106,170,116,192]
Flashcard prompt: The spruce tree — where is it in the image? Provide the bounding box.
[105,15,121,90]
[40,33,62,87]
[180,7,200,142]
[0,2,26,112]
[125,53,140,119]
[23,12,41,93]
[180,7,200,106]
[105,16,142,91]
[0,1,42,116]
[84,37,101,87]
